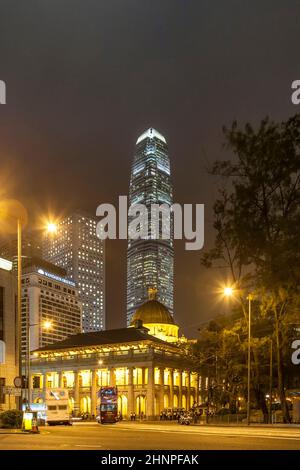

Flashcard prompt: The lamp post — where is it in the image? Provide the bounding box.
[17,219,23,410]
[0,200,57,410]
[269,339,273,424]
[25,220,57,408]
[223,287,253,426]
[246,294,253,426]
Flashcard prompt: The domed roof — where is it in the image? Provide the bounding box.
[131,300,175,326]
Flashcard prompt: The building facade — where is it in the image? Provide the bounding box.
[127,128,174,325]
[43,211,105,332]
[21,262,82,357]
[0,258,18,411]
[30,300,199,419]
[0,230,43,271]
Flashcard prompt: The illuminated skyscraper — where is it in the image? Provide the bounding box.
[43,211,105,332]
[127,128,174,325]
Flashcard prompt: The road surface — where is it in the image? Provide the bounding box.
[0,421,300,450]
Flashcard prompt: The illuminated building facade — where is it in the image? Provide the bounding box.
[21,262,82,357]
[0,258,18,411]
[43,211,105,332]
[127,128,174,325]
[30,300,199,418]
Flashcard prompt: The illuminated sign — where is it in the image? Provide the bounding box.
[37,269,76,287]
[0,258,12,271]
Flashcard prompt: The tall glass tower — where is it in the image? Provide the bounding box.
[127,128,174,325]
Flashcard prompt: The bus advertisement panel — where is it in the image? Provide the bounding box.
[97,386,118,424]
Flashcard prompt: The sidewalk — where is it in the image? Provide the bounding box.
[0,429,23,434]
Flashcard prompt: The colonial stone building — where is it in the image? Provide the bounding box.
[30,298,199,419]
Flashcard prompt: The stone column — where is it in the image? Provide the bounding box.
[42,373,47,392]
[195,374,200,405]
[159,367,164,412]
[169,368,174,409]
[187,372,191,410]
[74,371,80,415]
[178,371,182,409]
[146,365,155,420]
[91,370,97,417]
[142,367,146,387]
[109,367,116,386]
[128,367,134,416]
[58,372,63,388]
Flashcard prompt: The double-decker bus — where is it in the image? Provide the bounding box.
[45,388,71,426]
[97,386,118,424]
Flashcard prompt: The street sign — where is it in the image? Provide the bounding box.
[3,386,22,396]
[14,376,22,388]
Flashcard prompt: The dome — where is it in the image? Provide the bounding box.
[131,300,175,326]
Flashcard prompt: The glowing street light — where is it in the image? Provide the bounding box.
[46,222,57,234]
[223,286,234,297]
[42,320,53,331]
[221,283,254,426]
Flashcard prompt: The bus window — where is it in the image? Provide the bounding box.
[48,405,57,411]
[58,405,68,410]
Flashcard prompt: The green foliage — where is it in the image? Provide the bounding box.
[0,409,23,429]
[200,114,300,423]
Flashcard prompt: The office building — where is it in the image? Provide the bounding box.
[0,230,42,271]
[43,211,105,332]
[127,128,174,325]
[21,260,82,358]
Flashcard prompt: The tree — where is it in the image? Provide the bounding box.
[202,114,300,423]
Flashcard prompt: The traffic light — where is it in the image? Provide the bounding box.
[33,376,41,389]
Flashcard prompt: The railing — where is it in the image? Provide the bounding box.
[31,347,186,366]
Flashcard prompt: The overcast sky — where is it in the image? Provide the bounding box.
[0,0,299,335]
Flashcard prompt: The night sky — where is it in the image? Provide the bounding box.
[0,1,299,335]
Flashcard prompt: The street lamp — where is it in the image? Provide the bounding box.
[46,222,57,234]
[27,320,53,409]
[223,286,253,426]
[0,199,27,411]
[25,219,58,407]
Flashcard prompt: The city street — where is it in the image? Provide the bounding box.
[0,421,300,450]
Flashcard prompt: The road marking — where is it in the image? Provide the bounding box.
[114,426,300,441]
[75,444,103,448]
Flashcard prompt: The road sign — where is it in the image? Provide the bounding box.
[14,376,22,388]
[3,386,22,396]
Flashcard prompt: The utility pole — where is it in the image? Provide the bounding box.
[17,218,23,411]
[247,294,253,426]
[269,339,273,424]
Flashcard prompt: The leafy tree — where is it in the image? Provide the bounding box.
[201,114,300,423]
